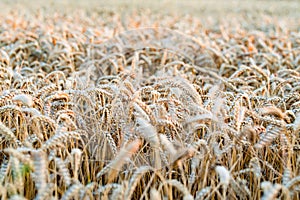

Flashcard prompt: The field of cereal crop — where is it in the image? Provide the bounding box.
[0,0,300,199]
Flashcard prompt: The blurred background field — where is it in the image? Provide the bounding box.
[1,0,299,20]
[0,0,299,34]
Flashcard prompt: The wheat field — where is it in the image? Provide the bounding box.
[0,0,300,199]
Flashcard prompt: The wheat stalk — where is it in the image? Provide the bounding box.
[96,139,141,182]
